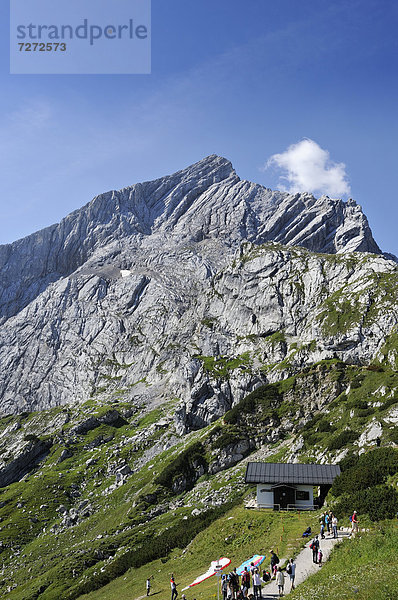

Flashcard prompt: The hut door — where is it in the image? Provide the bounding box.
[273,486,295,509]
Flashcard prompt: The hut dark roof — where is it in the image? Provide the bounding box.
[245,462,340,485]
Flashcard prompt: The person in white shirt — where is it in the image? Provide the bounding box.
[276,568,284,597]
[332,514,338,538]
[252,568,262,599]
[286,559,296,591]
[170,575,178,600]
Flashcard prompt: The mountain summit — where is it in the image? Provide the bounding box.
[0,155,380,321]
[0,155,395,423]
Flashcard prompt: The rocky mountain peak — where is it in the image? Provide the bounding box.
[0,155,392,418]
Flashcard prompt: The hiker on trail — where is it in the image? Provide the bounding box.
[270,550,279,578]
[146,577,152,596]
[227,581,233,600]
[286,558,296,591]
[171,575,178,600]
[226,579,233,600]
[222,575,228,600]
[318,548,323,566]
[324,512,330,534]
[276,568,285,597]
[252,568,262,599]
[310,536,319,563]
[351,510,359,535]
[229,568,240,599]
[332,514,338,538]
[250,562,256,577]
[320,520,325,539]
[241,566,250,597]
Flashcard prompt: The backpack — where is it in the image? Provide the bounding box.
[275,555,279,564]
[286,564,292,575]
[349,516,353,522]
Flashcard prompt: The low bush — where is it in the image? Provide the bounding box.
[362,485,398,521]
[356,407,374,418]
[331,465,385,497]
[332,447,398,522]
[338,451,358,472]
[24,433,40,443]
[388,428,398,444]
[224,384,282,425]
[316,418,330,432]
[328,429,359,450]
[346,397,368,410]
[211,425,247,450]
[350,376,365,389]
[332,447,398,497]
[333,485,398,522]
[155,442,207,490]
[357,447,398,474]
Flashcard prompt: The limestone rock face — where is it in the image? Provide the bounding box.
[0,155,380,322]
[0,155,395,428]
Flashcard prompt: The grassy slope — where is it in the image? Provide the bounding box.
[1,355,398,599]
[0,401,184,599]
[78,506,319,600]
[78,515,398,600]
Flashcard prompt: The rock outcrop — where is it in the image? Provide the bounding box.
[0,155,395,426]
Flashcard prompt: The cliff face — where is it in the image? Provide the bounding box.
[0,155,380,322]
[0,155,237,322]
[0,155,395,425]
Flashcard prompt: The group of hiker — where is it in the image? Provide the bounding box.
[147,511,358,600]
[308,510,339,566]
[165,554,296,600]
[220,559,294,598]
[320,510,339,539]
[224,555,296,598]
[308,509,358,568]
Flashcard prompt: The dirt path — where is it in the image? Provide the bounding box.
[254,529,350,598]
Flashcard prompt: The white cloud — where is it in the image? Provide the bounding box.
[265,138,351,197]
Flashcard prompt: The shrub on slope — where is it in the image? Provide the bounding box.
[331,448,398,521]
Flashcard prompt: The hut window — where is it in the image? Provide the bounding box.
[296,490,310,501]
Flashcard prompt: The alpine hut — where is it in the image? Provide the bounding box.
[245,462,341,510]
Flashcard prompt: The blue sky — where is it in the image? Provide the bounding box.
[1,0,398,254]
